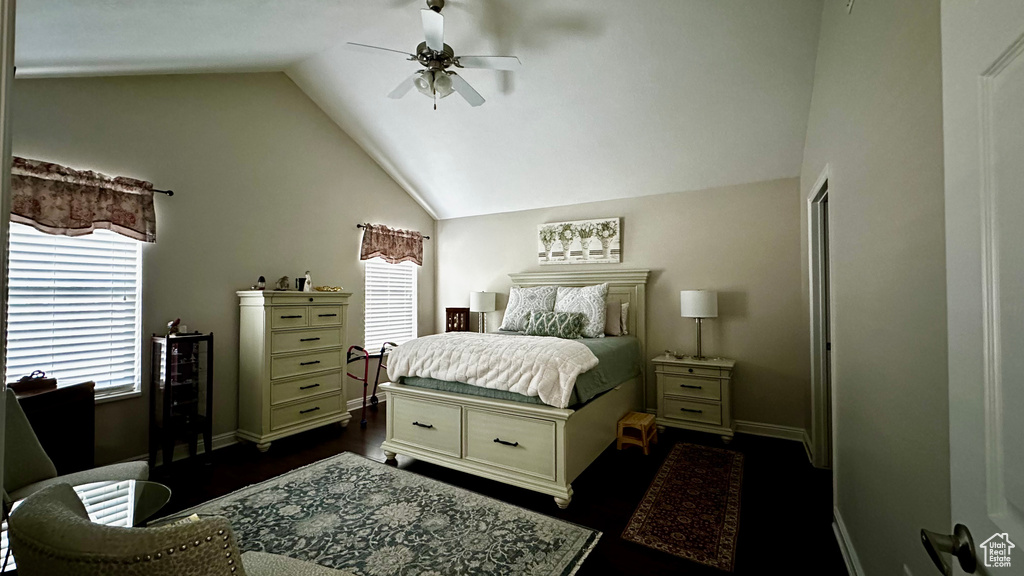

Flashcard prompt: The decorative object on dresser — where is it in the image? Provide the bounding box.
[380,269,648,508]
[679,289,718,360]
[167,452,599,576]
[149,332,214,467]
[275,276,290,291]
[445,307,470,332]
[468,291,495,333]
[622,442,743,571]
[237,290,352,452]
[653,353,735,443]
[538,217,621,264]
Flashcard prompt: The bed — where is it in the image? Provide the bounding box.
[379,269,648,508]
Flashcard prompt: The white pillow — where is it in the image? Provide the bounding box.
[554,283,609,338]
[499,285,557,332]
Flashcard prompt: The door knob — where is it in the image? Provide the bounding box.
[921,524,977,575]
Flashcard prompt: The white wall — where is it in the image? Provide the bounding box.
[12,73,436,463]
[799,2,949,575]
[437,178,809,430]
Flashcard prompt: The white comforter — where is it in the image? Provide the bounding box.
[386,332,599,409]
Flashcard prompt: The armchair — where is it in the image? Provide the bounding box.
[8,483,353,576]
[4,388,150,502]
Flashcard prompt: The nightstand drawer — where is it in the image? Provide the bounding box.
[391,396,462,457]
[271,307,308,329]
[658,364,721,378]
[660,374,722,401]
[663,398,722,426]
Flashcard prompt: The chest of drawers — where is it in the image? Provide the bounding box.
[237,290,352,451]
[652,354,735,443]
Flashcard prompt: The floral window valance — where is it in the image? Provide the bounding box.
[11,157,157,243]
[359,223,423,266]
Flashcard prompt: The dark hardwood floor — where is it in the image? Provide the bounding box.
[152,407,847,575]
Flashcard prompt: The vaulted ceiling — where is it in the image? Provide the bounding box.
[16,0,823,219]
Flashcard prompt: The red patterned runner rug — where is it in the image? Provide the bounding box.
[622,442,744,571]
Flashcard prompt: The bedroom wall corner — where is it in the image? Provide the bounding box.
[798,2,949,575]
[12,72,437,463]
[436,178,811,432]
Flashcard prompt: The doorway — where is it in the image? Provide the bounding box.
[808,168,833,472]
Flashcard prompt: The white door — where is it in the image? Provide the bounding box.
[939,2,1024,575]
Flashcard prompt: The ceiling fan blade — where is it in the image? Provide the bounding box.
[421,9,444,52]
[456,56,522,70]
[346,42,415,58]
[449,73,485,107]
[387,73,420,99]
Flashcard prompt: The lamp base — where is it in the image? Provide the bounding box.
[477,312,486,333]
[693,317,705,359]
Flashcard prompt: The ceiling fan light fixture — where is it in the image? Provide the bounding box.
[414,71,434,96]
[433,72,454,98]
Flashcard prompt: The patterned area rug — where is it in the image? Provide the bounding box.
[622,442,744,571]
[173,452,600,576]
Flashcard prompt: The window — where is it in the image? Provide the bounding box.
[364,258,417,352]
[5,222,143,398]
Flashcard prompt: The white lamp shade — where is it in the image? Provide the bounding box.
[469,291,496,313]
[680,290,718,318]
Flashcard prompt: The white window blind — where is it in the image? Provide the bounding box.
[5,222,143,397]
[364,258,417,352]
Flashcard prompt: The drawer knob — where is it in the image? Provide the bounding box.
[412,421,434,429]
[281,315,303,319]
[309,297,314,302]
[299,406,320,414]
[493,438,519,447]
[680,383,702,389]
[300,360,321,366]
[299,383,320,390]
[688,368,694,373]
[680,407,704,414]
[299,337,321,342]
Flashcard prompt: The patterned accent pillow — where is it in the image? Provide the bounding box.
[554,283,609,338]
[499,285,557,332]
[524,310,587,339]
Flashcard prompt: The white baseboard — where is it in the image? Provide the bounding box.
[347,396,386,412]
[119,431,238,467]
[734,420,812,459]
[833,506,864,576]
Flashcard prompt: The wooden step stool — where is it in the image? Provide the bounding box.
[617,411,658,455]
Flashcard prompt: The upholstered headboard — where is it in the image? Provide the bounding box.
[507,269,650,363]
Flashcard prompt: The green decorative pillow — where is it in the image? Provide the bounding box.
[524,310,587,339]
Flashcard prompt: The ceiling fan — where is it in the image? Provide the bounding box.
[347,0,521,108]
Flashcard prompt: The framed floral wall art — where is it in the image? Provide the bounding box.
[538,218,621,265]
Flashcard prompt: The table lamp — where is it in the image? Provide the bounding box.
[680,290,718,360]
[469,291,496,333]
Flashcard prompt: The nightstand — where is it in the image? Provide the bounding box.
[652,354,736,443]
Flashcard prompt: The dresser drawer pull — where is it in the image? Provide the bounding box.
[280,315,303,319]
[493,438,519,447]
[300,360,321,366]
[299,383,320,390]
[680,407,704,414]
[299,406,320,414]
[318,313,338,317]
[412,421,434,429]
[299,337,321,342]
[679,383,703,389]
